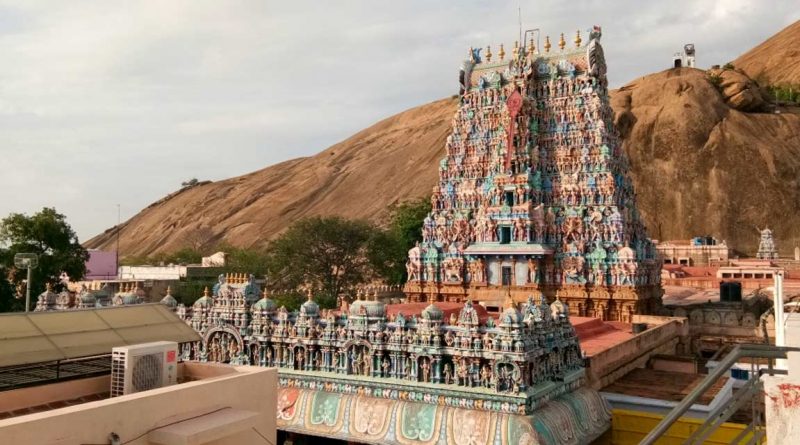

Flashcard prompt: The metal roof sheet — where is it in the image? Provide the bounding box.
[0,304,200,368]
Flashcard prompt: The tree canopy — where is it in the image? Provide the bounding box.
[265,216,375,309]
[366,198,428,284]
[0,207,88,311]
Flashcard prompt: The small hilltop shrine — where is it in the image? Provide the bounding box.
[404,27,662,321]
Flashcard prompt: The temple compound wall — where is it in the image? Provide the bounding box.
[404,28,662,321]
[175,279,611,444]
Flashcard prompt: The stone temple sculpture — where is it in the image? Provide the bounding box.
[177,279,610,444]
[404,27,662,321]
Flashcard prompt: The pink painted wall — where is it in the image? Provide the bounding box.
[84,250,117,280]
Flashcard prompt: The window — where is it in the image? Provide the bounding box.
[502,267,512,286]
[504,191,514,207]
[499,226,511,244]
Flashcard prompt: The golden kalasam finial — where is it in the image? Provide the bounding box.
[485,45,492,62]
[498,43,505,61]
[527,37,536,56]
[203,286,210,297]
[544,36,551,53]
[575,30,582,47]
[306,288,313,301]
[559,33,566,50]
[512,40,519,60]
[166,286,172,295]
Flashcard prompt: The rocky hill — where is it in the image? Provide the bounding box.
[87,24,800,257]
[734,20,800,86]
[87,98,454,256]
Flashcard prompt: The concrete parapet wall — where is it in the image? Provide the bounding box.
[586,318,687,389]
[0,364,277,445]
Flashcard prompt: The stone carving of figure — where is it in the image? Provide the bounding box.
[481,365,491,388]
[363,352,371,376]
[382,356,390,377]
[444,363,453,384]
[527,258,538,284]
[420,358,431,383]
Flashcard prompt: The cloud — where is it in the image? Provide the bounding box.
[0,0,797,241]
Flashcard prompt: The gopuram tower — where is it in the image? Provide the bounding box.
[405,28,663,321]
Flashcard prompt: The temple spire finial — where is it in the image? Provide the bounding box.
[485,45,492,62]
[498,43,505,61]
[544,36,551,53]
[574,30,582,48]
[203,286,210,297]
[558,33,566,50]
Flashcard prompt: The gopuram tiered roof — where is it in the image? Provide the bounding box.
[404,28,663,321]
[174,277,610,444]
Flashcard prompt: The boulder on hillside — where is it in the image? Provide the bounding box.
[708,68,766,112]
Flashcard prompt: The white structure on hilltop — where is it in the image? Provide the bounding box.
[672,43,696,68]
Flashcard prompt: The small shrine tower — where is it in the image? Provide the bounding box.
[757,227,779,260]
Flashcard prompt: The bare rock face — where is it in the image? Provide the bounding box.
[709,68,766,111]
[734,20,800,86]
[611,67,800,255]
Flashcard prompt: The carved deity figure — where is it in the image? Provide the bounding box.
[420,358,431,383]
[444,363,453,384]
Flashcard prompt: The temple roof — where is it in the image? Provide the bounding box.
[385,302,490,324]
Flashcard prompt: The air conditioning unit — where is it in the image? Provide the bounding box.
[111,341,179,397]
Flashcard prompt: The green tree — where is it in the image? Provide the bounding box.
[265,216,375,309]
[367,198,429,284]
[222,246,270,276]
[0,266,20,312]
[0,208,88,311]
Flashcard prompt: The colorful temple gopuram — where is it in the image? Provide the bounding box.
[175,278,611,445]
[404,27,662,321]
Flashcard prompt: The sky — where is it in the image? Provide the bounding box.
[1,0,798,241]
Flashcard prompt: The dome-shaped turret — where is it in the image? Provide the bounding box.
[193,287,214,308]
[122,293,139,305]
[160,286,177,309]
[349,288,386,318]
[79,287,96,305]
[252,289,277,312]
[421,302,444,321]
[300,290,320,317]
[34,283,58,311]
[500,305,523,325]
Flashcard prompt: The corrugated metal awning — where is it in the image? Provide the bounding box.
[0,304,200,368]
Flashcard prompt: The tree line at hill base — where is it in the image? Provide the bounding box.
[0,200,429,313]
[125,198,430,312]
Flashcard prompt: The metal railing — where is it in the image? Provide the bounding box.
[639,344,799,445]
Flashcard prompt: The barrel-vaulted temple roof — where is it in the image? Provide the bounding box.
[0,304,200,369]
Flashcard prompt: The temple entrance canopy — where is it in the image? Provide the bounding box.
[404,27,663,320]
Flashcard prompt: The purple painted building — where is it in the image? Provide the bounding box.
[84,250,118,280]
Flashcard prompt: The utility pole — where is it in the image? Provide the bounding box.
[14,253,39,312]
[116,204,121,278]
